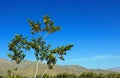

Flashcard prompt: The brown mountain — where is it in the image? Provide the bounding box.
[0,58,115,77]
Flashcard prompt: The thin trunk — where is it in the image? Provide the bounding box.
[40,68,48,78]
[14,64,17,78]
[43,33,49,39]
[53,69,55,76]
[34,61,39,78]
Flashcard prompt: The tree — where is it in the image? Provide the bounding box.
[8,34,29,64]
[8,34,29,78]
[8,15,73,78]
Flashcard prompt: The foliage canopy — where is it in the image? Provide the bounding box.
[8,15,73,70]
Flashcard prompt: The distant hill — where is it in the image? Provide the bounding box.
[0,58,118,77]
[107,67,120,72]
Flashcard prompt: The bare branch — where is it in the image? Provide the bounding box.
[43,33,49,39]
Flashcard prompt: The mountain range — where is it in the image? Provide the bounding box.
[0,58,119,77]
[107,67,120,71]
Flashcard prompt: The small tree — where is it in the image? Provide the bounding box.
[8,34,29,78]
[8,15,73,78]
[8,34,29,64]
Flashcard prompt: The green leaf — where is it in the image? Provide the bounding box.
[59,56,65,61]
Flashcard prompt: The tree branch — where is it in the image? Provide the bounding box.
[40,68,49,78]
[43,33,49,39]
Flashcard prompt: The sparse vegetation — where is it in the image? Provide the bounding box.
[0,72,120,78]
[6,68,27,78]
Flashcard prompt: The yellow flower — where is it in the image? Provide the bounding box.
[35,24,39,28]
[37,46,40,49]
[44,19,47,23]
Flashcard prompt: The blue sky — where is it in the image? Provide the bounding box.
[0,0,120,69]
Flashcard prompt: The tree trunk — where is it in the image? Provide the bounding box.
[34,61,39,78]
[40,68,48,78]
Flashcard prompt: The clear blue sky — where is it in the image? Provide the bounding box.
[0,0,120,69]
